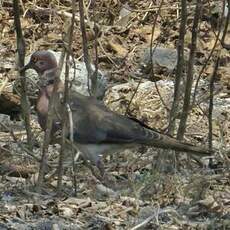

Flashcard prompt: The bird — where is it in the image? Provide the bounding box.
[21,50,212,175]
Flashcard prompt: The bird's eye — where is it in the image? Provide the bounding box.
[32,57,38,63]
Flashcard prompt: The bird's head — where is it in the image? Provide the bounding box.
[21,50,58,86]
[22,51,58,75]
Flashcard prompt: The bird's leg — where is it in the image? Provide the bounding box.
[96,159,118,188]
[85,158,117,188]
[81,158,104,181]
[96,159,105,177]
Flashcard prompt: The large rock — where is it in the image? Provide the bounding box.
[140,47,189,75]
[140,47,178,74]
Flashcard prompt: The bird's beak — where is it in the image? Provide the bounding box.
[20,61,33,73]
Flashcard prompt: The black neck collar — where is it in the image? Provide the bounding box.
[47,79,55,85]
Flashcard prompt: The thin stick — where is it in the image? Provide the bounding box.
[36,49,66,194]
[57,0,76,195]
[79,0,96,96]
[149,0,169,112]
[177,0,202,140]
[191,0,226,107]
[13,0,33,148]
[125,0,164,115]
[208,56,219,150]
[131,208,181,230]
[167,0,187,135]
[0,122,42,163]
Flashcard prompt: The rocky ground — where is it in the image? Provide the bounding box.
[0,0,229,229]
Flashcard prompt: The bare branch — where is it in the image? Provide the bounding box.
[221,0,230,49]
[208,56,219,150]
[167,0,187,135]
[36,47,66,193]
[57,0,77,195]
[0,122,41,162]
[13,0,33,148]
[79,0,97,96]
[177,0,202,140]
[125,0,164,116]
[192,0,226,108]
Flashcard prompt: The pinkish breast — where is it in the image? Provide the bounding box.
[36,86,62,134]
[36,89,49,131]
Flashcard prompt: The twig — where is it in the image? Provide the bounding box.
[192,0,226,107]
[13,0,33,148]
[207,0,229,157]
[125,79,142,116]
[68,103,78,195]
[36,45,66,194]
[123,4,201,13]
[149,0,169,112]
[221,0,230,49]
[57,0,76,195]
[83,3,100,94]
[125,0,164,115]
[141,1,153,21]
[167,0,187,135]
[208,56,219,150]
[131,207,181,230]
[0,122,41,163]
[177,0,202,140]
[98,41,118,67]
[79,0,96,96]
[92,21,99,95]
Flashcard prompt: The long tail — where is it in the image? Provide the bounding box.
[144,130,213,156]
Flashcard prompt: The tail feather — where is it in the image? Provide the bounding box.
[145,130,212,156]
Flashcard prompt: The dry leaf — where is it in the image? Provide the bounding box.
[133,25,161,43]
[107,36,128,57]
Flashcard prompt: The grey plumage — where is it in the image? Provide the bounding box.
[67,91,211,165]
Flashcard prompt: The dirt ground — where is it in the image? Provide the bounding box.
[0,0,229,229]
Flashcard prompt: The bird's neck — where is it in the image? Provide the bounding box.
[39,80,64,99]
[39,67,59,88]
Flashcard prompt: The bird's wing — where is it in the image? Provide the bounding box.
[70,95,158,144]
